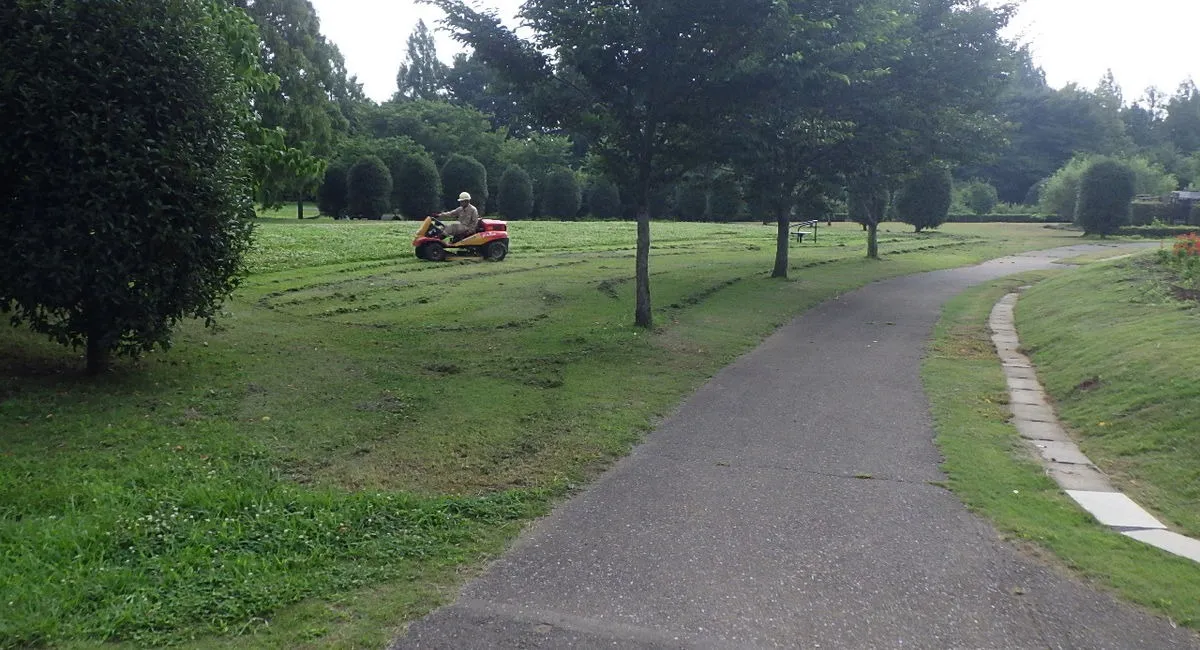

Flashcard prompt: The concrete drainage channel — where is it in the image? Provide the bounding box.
[989,290,1200,563]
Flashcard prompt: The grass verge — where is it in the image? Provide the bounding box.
[924,265,1200,630]
[0,222,1108,647]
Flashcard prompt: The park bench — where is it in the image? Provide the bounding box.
[792,220,819,243]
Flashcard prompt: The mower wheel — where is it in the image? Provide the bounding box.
[483,240,508,262]
[421,242,446,262]
[414,245,426,260]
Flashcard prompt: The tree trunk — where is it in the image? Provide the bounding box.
[297,199,304,220]
[86,331,110,375]
[867,221,879,259]
[772,205,790,279]
[634,202,652,328]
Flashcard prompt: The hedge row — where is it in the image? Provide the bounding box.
[1117,225,1200,238]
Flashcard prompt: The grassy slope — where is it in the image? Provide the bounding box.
[1017,255,1200,536]
[1,222,1083,648]
[925,266,1200,630]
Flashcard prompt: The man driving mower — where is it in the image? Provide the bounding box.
[438,192,481,241]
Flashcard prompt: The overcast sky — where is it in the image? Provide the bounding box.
[310,0,1200,105]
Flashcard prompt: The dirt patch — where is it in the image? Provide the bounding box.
[354,392,407,413]
[1171,285,1200,303]
[1074,376,1103,392]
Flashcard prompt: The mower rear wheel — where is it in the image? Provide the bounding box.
[483,240,508,262]
[421,242,446,262]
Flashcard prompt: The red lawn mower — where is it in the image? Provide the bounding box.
[412,216,509,262]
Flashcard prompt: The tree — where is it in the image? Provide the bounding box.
[1040,154,1177,220]
[1,0,257,373]
[588,179,622,219]
[440,154,488,211]
[347,156,392,219]
[708,170,746,222]
[827,0,1015,258]
[317,161,349,217]
[446,52,537,135]
[427,0,784,327]
[366,100,506,178]
[1076,159,1135,236]
[394,153,442,218]
[498,165,535,220]
[232,0,362,216]
[541,168,582,220]
[396,20,447,101]
[1164,81,1200,154]
[674,177,710,222]
[896,166,953,232]
[959,180,999,216]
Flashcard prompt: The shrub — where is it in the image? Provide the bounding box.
[674,180,709,222]
[960,180,999,216]
[896,166,953,232]
[588,179,622,219]
[497,165,534,220]
[1076,159,1135,236]
[440,154,488,212]
[394,153,442,219]
[347,156,392,220]
[0,0,256,373]
[540,168,582,219]
[1041,154,1178,222]
[317,161,349,217]
[708,175,746,222]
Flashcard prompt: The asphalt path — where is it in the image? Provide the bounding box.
[393,244,1197,649]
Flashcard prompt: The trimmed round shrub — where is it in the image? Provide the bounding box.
[896,166,953,232]
[347,156,392,220]
[0,0,256,373]
[588,179,622,219]
[317,161,349,217]
[541,168,582,220]
[1076,159,1135,236]
[961,180,999,216]
[498,165,534,220]
[440,154,488,212]
[394,153,442,218]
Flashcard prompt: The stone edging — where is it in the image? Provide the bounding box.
[990,291,1200,563]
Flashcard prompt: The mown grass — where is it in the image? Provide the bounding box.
[1017,255,1200,537]
[925,267,1200,630]
[2,221,1085,648]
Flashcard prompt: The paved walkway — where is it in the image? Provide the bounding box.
[393,245,1198,649]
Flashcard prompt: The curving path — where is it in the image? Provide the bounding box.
[392,244,1198,649]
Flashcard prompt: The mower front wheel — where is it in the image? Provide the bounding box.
[420,242,446,262]
[483,240,508,262]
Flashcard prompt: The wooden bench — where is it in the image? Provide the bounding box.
[792,220,819,243]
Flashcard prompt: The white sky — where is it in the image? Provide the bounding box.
[311,0,1200,105]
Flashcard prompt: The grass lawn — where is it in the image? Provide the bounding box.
[2,221,1090,648]
[925,262,1200,630]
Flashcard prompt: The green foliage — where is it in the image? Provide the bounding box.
[1076,159,1135,235]
[394,152,443,219]
[896,166,953,232]
[674,179,710,222]
[540,168,582,220]
[367,99,506,174]
[1130,200,1173,226]
[317,161,349,217]
[499,134,573,201]
[347,156,393,219]
[440,154,489,212]
[498,165,535,220]
[708,173,747,222]
[1040,154,1178,221]
[396,19,447,101]
[587,179,623,219]
[1192,203,1200,226]
[0,0,256,373]
[959,180,1000,216]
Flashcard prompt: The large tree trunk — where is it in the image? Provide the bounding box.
[86,330,110,375]
[772,204,790,279]
[867,221,879,259]
[297,199,304,220]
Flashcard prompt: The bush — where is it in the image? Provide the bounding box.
[0,0,256,373]
[497,165,534,220]
[708,175,746,222]
[1076,159,1135,235]
[1119,225,1200,238]
[1041,154,1178,222]
[588,179,622,219]
[960,180,999,216]
[394,153,441,219]
[540,168,582,219]
[317,161,349,217]
[347,156,393,220]
[896,166,953,232]
[440,154,488,212]
[674,180,709,221]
